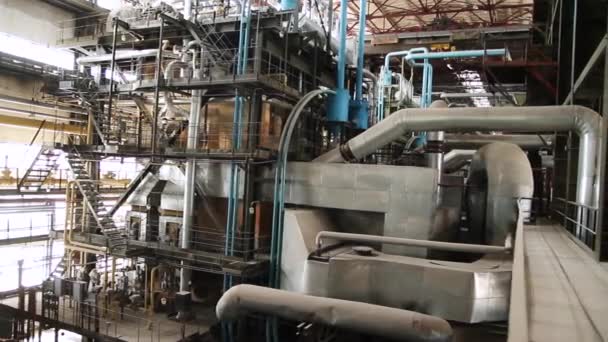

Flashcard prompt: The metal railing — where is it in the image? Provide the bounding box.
[551,197,599,253]
[0,167,71,191]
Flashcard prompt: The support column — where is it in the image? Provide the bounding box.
[597,29,608,260]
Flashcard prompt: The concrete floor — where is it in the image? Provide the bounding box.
[525,222,608,342]
[1,292,216,342]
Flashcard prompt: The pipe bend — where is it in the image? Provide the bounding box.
[572,105,601,135]
[217,284,453,342]
[315,104,602,209]
[164,60,192,80]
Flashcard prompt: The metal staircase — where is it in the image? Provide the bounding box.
[18,145,62,192]
[163,12,236,67]
[49,253,67,280]
[76,83,139,147]
[64,146,126,251]
[195,21,235,66]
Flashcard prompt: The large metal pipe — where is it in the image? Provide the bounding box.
[217,284,453,342]
[299,18,355,65]
[354,0,367,101]
[362,69,377,98]
[443,149,475,173]
[315,105,601,208]
[426,100,448,173]
[336,0,348,89]
[180,44,205,292]
[315,231,511,254]
[466,142,534,245]
[163,60,192,119]
[444,134,552,150]
[184,0,192,19]
[76,49,160,65]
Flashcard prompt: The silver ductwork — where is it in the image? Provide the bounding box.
[281,208,512,323]
[300,18,356,65]
[426,100,448,173]
[315,105,600,208]
[315,231,511,254]
[217,284,453,342]
[163,60,192,119]
[443,149,475,173]
[444,133,552,150]
[77,49,161,65]
[467,142,534,246]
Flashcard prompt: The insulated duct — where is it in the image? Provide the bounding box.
[444,134,552,150]
[217,284,453,342]
[315,231,511,254]
[315,105,601,208]
[466,142,534,245]
[299,18,356,65]
[443,149,475,173]
[426,100,448,173]
[163,60,192,119]
[77,49,160,65]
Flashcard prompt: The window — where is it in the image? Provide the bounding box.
[0,32,75,70]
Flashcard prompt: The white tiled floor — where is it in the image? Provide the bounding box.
[525,222,608,342]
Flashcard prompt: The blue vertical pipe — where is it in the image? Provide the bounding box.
[426,63,433,105]
[337,0,348,89]
[281,0,298,10]
[224,0,251,293]
[326,0,350,123]
[420,60,429,108]
[223,4,250,341]
[376,48,428,121]
[404,48,507,108]
[355,0,367,101]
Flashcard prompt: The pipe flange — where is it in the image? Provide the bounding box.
[339,143,357,162]
[426,140,444,153]
[352,246,375,256]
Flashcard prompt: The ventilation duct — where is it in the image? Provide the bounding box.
[217,284,453,342]
[315,105,601,209]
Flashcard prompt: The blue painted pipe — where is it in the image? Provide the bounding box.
[404,48,506,108]
[224,0,251,302]
[405,48,506,62]
[377,48,507,121]
[355,0,367,101]
[337,0,348,89]
[420,59,429,108]
[281,0,298,10]
[327,0,350,123]
[376,48,428,121]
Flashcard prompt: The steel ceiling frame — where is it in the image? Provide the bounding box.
[335,0,534,35]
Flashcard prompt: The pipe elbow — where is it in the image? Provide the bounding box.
[216,285,243,321]
[164,60,193,80]
[185,40,203,51]
[216,285,452,342]
[572,105,601,136]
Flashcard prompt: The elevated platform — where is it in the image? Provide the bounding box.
[513,222,608,342]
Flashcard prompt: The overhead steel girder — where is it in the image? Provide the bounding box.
[0,113,86,135]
